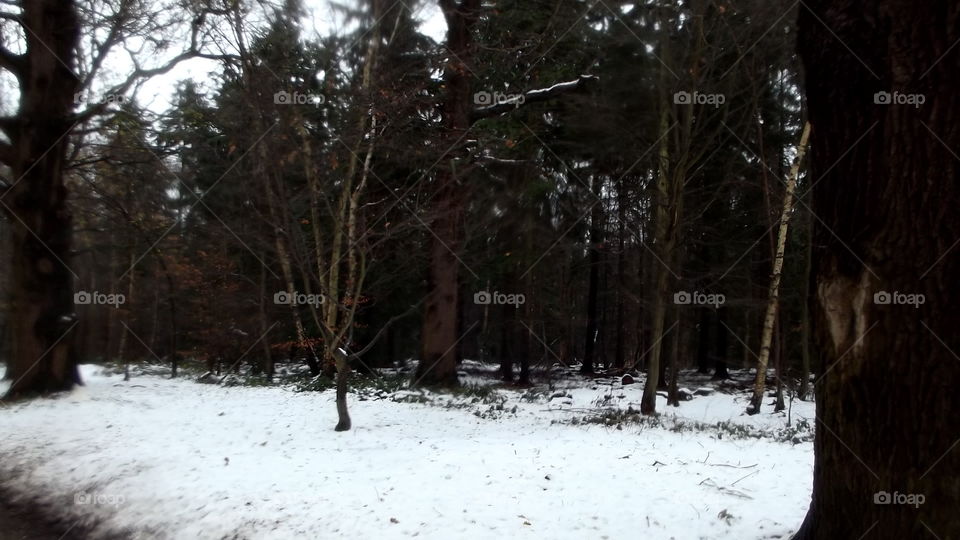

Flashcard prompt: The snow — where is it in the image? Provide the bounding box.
[0,364,813,539]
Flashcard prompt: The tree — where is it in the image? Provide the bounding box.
[416,0,596,387]
[415,0,481,387]
[796,0,960,537]
[582,174,604,375]
[748,121,810,415]
[0,0,229,398]
[0,0,84,397]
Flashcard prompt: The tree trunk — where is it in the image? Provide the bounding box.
[615,176,627,370]
[259,256,274,380]
[415,0,480,387]
[713,306,729,380]
[774,312,786,412]
[517,318,531,386]
[156,255,179,378]
[667,307,681,407]
[798,210,813,401]
[796,2,960,537]
[641,66,674,415]
[2,0,83,399]
[333,348,351,432]
[118,250,135,381]
[583,175,603,375]
[499,315,512,382]
[749,122,810,414]
[696,307,712,374]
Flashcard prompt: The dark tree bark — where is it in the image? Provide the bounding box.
[517,328,531,386]
[696,307,712,374]
[2,0,84,399]
[696,244,714,375]
[796,1,960,537]
[499,311,513,383]
[667,309,681,406]
[415,0,481,387]
[501,309,530,386]
[334,349,351,432]
[712,306,730,380]
[614,175,628,370]
[154,254,180,378]
[799,212,814,400]
[774,312,785,411]
[582,175,604,375]
[258,257,274,380]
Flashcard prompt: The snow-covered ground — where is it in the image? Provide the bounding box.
[0,364,813,539]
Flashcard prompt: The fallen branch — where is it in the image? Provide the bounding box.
[699,478,753,500]
[731,470,759,486]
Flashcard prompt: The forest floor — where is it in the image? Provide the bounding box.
[0,362,815,539]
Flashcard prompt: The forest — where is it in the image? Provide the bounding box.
[0,0,957,539]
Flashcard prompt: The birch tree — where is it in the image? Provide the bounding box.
[747,121,810,415]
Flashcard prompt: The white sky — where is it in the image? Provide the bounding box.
[135,0,447,113]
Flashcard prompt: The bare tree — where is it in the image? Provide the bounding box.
[747,121,809,415]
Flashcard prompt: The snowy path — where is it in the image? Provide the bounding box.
[0,366,812,539]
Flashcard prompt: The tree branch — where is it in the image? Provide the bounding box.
[346,298,426,360]
[0,140,13,168]
[0,43,24,79]
[469,74,598,124]
[71,7,238,124]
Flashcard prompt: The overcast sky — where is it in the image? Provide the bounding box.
[133,0,447,113]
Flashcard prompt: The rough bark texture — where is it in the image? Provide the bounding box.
[796,1,960,537]
[3,0,83,399]
[416,0,480,387]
